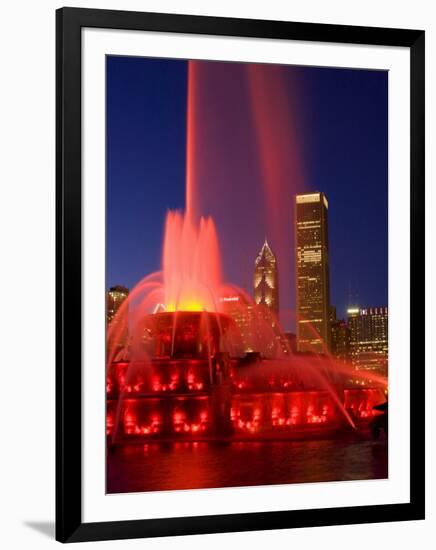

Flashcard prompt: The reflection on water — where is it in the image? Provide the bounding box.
[107,437,388,494]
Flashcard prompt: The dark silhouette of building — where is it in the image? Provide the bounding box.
[331,320,350,363]
[284,332,297,354]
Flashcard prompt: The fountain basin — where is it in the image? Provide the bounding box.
[143,311,236,360]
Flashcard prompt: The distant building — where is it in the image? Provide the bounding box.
[330,305,350,363]
[107,285,129,325]
[329,305,337,323]
[295,192,331,353]
[331,319,350,363]
[254,239,279,314]
[219,295,256,355]
[253,240,289,358]
[347,307,388,376]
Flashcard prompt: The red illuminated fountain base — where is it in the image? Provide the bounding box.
[144,310,237,360]
[107,311,387,443]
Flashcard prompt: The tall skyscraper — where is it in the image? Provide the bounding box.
[253,239,279,314]
[252,240,287,358]
[295,192,331,353]
[347,307,388,376]
[107,285,129,325]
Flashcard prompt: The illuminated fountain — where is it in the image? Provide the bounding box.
[107,209,386,443]
[106,60,387,444]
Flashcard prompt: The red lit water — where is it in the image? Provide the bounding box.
[107,438,388,493]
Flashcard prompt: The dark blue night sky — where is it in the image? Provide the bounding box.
[107,56,388,328]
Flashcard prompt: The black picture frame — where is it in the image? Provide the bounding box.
[56,6,425,543]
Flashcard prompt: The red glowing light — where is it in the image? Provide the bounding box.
[173,412,185,424]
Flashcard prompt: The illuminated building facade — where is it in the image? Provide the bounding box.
[347,307,388,376]
[254,239,279,314]
[107,285,129,324]
[219,295,256,355]
[295,192,331,353]
[253,240,287,357]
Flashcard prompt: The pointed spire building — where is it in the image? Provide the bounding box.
[253,239,279,314]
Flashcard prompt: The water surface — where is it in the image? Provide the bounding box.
[107,437,388,493]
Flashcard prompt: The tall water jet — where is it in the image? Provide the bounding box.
[162,210,222,313]
[181,60,306,328]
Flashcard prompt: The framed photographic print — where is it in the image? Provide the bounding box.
[56,7,425,543]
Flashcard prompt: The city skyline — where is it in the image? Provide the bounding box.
[107,218,389,361]
[107,56,388,328]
